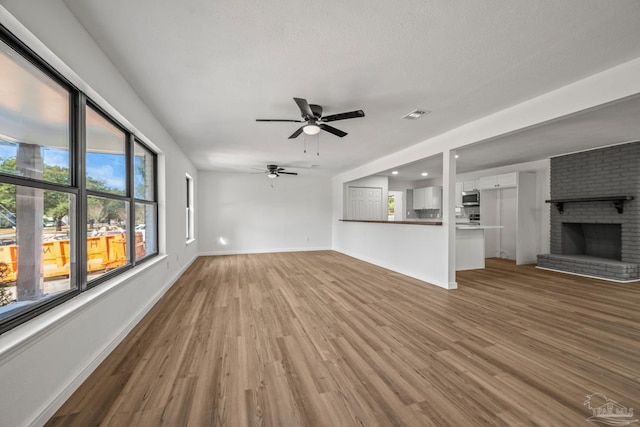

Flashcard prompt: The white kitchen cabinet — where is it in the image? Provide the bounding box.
[478,173,517,190]
[455,182,463,206]
[413,186,442,210]
[497,173,517,187]
[425,186,442,209]
[463,180,478,191]
[413,188,425,210]
[478,175,497,190]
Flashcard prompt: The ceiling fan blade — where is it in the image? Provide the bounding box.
[293,97,314,119]
[321,110,365,122]
[289,126,304,139]
[320,123,347,138]
[256,119,303,122]
[279,171,298,175]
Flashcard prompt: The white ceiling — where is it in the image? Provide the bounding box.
[379,93,640,180]
[62,0,640,177]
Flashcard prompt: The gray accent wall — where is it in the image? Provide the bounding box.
[538,141,640,280]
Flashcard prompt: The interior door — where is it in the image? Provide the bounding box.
[349,187,383,220]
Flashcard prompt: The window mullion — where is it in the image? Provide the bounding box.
[76,92,88,291]
[127,134,135,265]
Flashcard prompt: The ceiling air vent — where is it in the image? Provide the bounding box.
[402,109,430,120]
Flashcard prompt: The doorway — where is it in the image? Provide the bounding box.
[388,191,404,221]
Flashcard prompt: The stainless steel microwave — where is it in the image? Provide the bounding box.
[462,190,480,206]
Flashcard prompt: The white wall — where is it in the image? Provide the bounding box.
[414,177,444,188]
[388,178,414,191]
[0,4,199,426]
[333,220,450,286]
[198,172,332,254]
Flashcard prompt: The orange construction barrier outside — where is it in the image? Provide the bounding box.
[0,232,145,282]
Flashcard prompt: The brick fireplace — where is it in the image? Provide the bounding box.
[537,141,639,281]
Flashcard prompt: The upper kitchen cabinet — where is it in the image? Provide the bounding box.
[413,186,442,210]
[478,173,517,190]
[462,180,479,191]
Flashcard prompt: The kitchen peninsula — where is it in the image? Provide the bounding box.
[339,220,502,271]
[456,224,504,270]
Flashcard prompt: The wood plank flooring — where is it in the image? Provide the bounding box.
[46,251,640,426]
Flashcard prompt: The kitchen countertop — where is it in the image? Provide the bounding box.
[339,219,442,226]
[456,224,504,230]
[338,220,504,228]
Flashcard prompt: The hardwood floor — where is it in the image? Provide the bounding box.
[46,251,640,426]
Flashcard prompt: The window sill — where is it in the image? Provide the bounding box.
[0,254,167,363]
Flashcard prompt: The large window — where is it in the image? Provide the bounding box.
[0,26,158,333]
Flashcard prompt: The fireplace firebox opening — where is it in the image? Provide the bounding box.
[561,223,622,260]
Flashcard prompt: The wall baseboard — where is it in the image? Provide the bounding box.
[199,246,332,256]
[29,254,198,427]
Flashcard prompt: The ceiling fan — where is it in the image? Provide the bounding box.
[256,97,365,139]
[252,164,298,179]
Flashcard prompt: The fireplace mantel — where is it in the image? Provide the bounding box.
[545,196,634,214]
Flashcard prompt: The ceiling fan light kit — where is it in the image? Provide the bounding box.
[303,123,321,135]
[257,97,365,140]
[253,164,298,179]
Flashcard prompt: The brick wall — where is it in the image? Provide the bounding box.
[548,141,640,265]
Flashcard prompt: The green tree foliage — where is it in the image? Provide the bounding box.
[0,157,126,229]
[0,182,15,219]
[135,155,146,199]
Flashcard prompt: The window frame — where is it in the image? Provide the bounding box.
[0,24,159,334]
[132,138,159,263]
[186,173,194,242]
